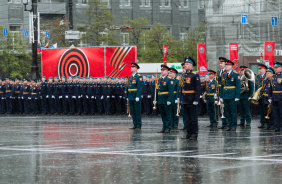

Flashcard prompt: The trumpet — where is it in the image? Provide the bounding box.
[127,100,131,117]
[265,103,272,119]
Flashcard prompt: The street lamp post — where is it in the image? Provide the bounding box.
[23,0,39,80]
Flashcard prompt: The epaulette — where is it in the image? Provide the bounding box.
[192,71,198,74]
[167,76,171,79]
[137,74,141,76]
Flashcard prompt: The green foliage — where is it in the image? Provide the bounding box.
[85,0,117,46]
[0,26,32,79]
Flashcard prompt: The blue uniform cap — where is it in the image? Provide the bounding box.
[49,77,53,79]
[62,76,66,79]
[184,56,196,66]
[274,61,282,68]
[55,77,59,79]
[42,76,46,78]
[266,67,275,74]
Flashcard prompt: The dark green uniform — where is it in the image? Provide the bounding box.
[216,69,227,127]
[126,73,143,128]
[171,77,179,127]
[239,78,254,125]
[255,73,267,127]
[206,78,218,126]
[221,70,241,129]
[157,76,174,131]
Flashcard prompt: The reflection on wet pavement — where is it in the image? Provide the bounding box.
[0,115,281,184]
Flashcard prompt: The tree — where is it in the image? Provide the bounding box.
[40,17,70,48]
[85,0,116,46]
[138,23,175,63]
[121,17,149,46]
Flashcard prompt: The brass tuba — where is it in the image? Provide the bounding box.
[241,69,255,94]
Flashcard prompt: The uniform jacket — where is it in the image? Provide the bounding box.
[221,70,241,100]
[126,73,143,101]
[270,72,282,102]
[180,70,201,105]
[156,75,174,104]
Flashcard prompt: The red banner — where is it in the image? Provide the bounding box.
[264,42,275,67]
[163,46,168,65]
[197,44,208,76]
[42,47,136,78]
[229,43,239,62]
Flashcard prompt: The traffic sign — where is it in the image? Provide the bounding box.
[3,29,8,36]
[242,14,248,24]
[65,30,80,39]
[272,17,278,26]
[24,30,29,37]
[46,30,50,38]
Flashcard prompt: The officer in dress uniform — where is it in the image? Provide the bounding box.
[238,66,254,127]
[262,67,275,130]
[198,75,207,116]
[47,77,55,114]
[221,59,241,131]
[22,79,30,114]
[150,75,157,115]
[41,76,48,114]
[269,62,282,133]
[5,78,14,114]
[169,67,179,129]
[96,78,103,115]
[0,79,4,114]
[60,76,68,114]
[256,63,267,128]
[114,78,123,115]
[216,57,228,129]
[81,77,89,115]
[154,64,174,133]
[127,62,143,129]
[30,80,38,114]
[179,63,188,130]
[180,57,201,140]
[66,77,75,115]
[206,70,219,127]
[53,77,62,114]
[14,78,22,114]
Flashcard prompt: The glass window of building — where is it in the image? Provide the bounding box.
[180,0,188,8]
[140,0,150,7]
[120,0,131,6]
[160,0,170,7]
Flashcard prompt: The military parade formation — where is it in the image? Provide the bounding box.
[1,57,282,139]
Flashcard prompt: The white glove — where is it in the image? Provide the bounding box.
[127,98,129,101]
[136,97,139,102]
[21,97,24,99]
[95,97,97,99]
[220,98,223,103]
[59,96,62,99]
[235,98,239,102]
[141,95,143,98]
[153,101,157,105]
[35,98,37,100]
[167,101,171,105]
[28,97,31,100]
[268,99,272,104]
[214,94,218,99]
[175,99,179,104]
[101,96,103,100]
[18,97,21,99]
[40,96,42,99]
[52,95,55,99]
[10,96,12,99]
[107,96,110,99]
[78,96,81,99]
[46,95,49,98]
[86,95,89,99]
[248,97,251,101]
[91,96,94,99]
[193,101,198,105]
[72,96,76,99]
[66,95,68,99]
[148,95,151,98]
[215,100,218,105]
[112,96,115,98]
[199,95,203,98]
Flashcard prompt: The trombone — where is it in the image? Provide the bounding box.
[176,73,184,116]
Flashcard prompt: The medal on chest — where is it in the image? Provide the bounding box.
[186,78,191,84]
[231,78,234,82]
